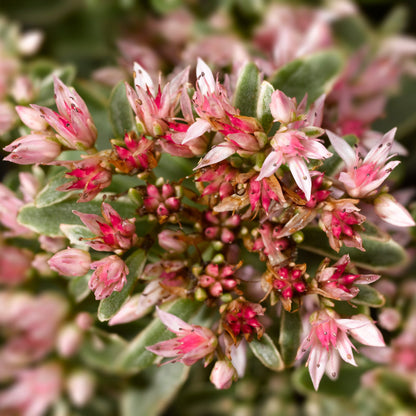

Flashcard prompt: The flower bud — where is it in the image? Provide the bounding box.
[48,248,91,277]
[270,90,297,124]
[374,193,415,227]
[66,370,95,407]
[210,360,238,390]
[56,323,83,357]
[3,134,61,165]
[158,230,187,253]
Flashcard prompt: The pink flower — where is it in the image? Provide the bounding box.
[0,246,33,286]
[146,307,218,365]
[30,77,97,150]
[55,156,112,202]
[73,202,137,252]
[0,184,31,237]
[89,255,129,300]
[48,248,91,277]
[297,309,385,390]
[327,128,400,198]
[0,363,62,416]
[113,132,157,173]
[158,229,188,253]
[210,359,238,390]
[258,93,331,200]
[374,193,415,227]
[125,62,189,136]
[315,255,380,300]
[3,133,61,165]
[143,183,181,218]
[319,198,365,252]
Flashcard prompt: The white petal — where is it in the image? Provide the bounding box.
[195,143,236,169]
[325,348,340,380]
[336,331,356,366]
[287,158,311,200]
[257,151,283,181]
[197,58,216,95]
[308,345,328,391]
[347,315,385,347]
[133,62,154,96]
[182,119,212,144]
[326,130,356,167]
[364,127,397,165]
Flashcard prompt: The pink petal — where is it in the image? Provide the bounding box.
[195,143,236,169]
[156,307,193,335]
[182,119,211,144]
[133,62,155,96]
[326,130,356,167]
[196,58,215,95]
[257,151,283,181]
[308,345,328,391]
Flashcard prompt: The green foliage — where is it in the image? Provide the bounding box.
[279,310,302,367]
[249,333,284,371]
[233,62,261,117]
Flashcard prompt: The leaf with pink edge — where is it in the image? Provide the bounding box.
[350,285,385,308]
[256,80,275,132]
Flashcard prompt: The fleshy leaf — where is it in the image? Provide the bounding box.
[120,363,189,416]
[60,224,95,249]
[98,249,147,321]
[114,298,201,373]
[17,194,137,236]
[331,15,371,50]
[350,285,385,308]
[80,328,128,374]
[256,80,274,132]
[35,168,77,208]
[269,50,343,105]
[249,333,284,371]
[300,225,408,272]
[233,62,261,117]
[68,272,91,302]
[109,81,137,138]
[279,310,302,367]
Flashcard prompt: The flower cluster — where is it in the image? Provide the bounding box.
[1,2,416,414]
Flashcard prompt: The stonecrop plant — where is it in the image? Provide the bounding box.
[1,1,416,415]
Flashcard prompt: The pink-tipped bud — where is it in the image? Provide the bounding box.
[89,255,129,300]
[3,134,61,164]
[158,230,188,253]
[210,360,238,390]
[48,248,91,277]
[270,90,297,124]
[66,370,95,407]
[374,193,416,227]
[75,312,94,330]
[15,106,48,130]
[378,308,401,331]
[56,324,83,357]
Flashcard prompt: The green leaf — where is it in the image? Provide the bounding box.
[109,81,136,138]
[80,328,128,374]
[233,62,261,117]
[34,168,76,208]
[269,50,343,105]
[256,80,274,132]
[98,249,147,321]
[153,153,196,181]
[350,285,385,308]
[319,134,358,176]
[249,333,284,371]
[380,5,408,36]
[115,298,201,373]
[68,272,91,302]
[331,15,371,50]
[300,225,408,272]
[279,310,302,367]
[17,195,137,236]
[121,363,190,416]
[60,224,95,249]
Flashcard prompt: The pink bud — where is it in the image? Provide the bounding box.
[56,324,83,357]
[210,360,237,390]
[270,90,297,124]
[3,134,61,164]
[374,193,415,227]
[378,308,401,331]
[48,248,91,277]
[158,230,187,253]
[89,255,129,300]
[66,370,95,407]
[75,312,93,330]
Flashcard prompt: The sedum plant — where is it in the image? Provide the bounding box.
[1,1,416,415]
